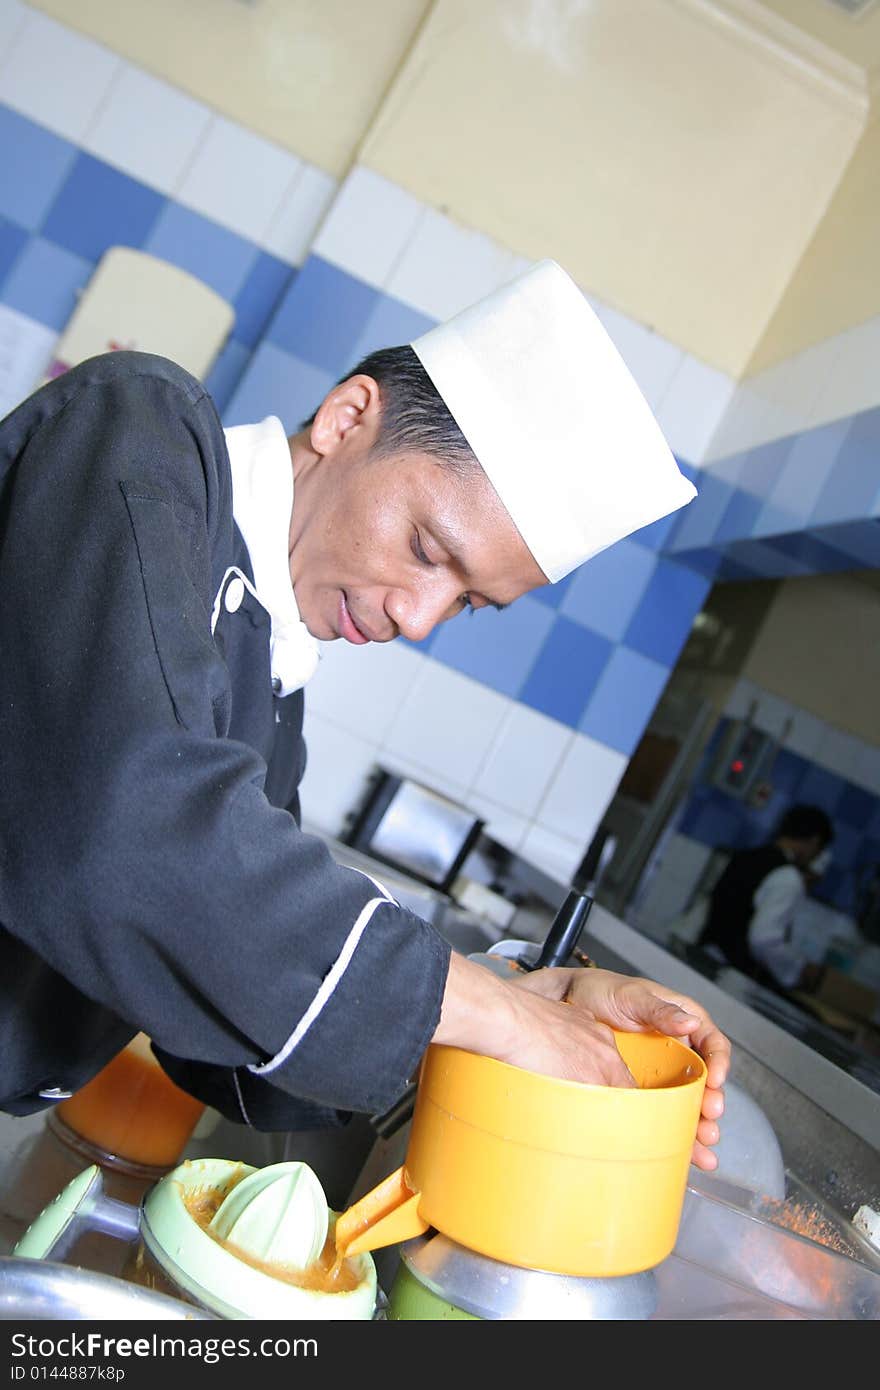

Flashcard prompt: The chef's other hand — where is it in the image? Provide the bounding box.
[514,966,730,1172]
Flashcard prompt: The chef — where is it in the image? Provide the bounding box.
[0,259,728,1169]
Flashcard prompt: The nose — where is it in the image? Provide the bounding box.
[385,583,462,643]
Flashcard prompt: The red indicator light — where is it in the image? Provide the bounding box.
[730,759,745,774]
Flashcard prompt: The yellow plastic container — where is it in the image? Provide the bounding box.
[336,1031,706,1277]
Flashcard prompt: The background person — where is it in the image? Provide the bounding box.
[697,803,834,994]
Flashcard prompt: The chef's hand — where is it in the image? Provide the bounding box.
[433,955,729,1172]
[514,966,730,1171]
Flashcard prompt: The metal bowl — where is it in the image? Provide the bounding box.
[0,1255,213,1320]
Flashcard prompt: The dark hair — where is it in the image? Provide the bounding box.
[301,344,478,476]
[775,803,833,846]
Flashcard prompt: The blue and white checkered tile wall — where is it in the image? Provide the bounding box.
[665,412,880,582]
[3,3,880,885]
[676,717,880,918]
[0,5,337,414]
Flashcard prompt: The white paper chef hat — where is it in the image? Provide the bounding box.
[410,259,696,584]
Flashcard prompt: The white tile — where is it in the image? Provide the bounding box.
[385,208,527,320]
[0,8,121,141]
[303,638,424,746]
[703,379,776,461]
[814,315,880,425]
[654,354,736,465]
[814,724,860,782]
[519,824,584,887]
[723,678,759,720]
[661,833,714,880]
[382,661,511,789]
[752,334,846,439]
[312,167,425,288]
[0,305,57,417]
[371,750,469,807]
[0,0,26,63]
[83,65,211,195]
[591,301,684,412]
[464,795,529,855]
[849,741,880,797]
[783,706,824,761]
[298,713,381,837]
[176,115,302,243]
[536,733,627,843]
[751,689,795,740]
[471,705,572,819]
[262,162,338,266]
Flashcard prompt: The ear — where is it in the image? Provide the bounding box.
[309,374,381,458]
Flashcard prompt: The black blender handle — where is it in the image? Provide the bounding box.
[524,889,595,971]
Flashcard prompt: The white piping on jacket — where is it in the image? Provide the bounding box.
[248,883,395,1077]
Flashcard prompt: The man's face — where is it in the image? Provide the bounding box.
[288,417,547,646]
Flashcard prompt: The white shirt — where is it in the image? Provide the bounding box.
[748,862,808,989]
[220,416,320,695]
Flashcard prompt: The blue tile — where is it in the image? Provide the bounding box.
[713,486,764,544]
[765,528,860,575]
[223,341,335,433]
[205,339,253,416]
[811,409,880,524]
[665,470,733,550]
[266,255,379,374]
[670,547,722,580]
[827,822,862,872]
[630,505,682,552]
[529,570,575,610]
[766,748,807,798]
[232,253,296,350]
[560,539,656,640]
[737,436,792,499]
[797,764,846,817]
[855,836,880,871]
[814,519,880,568]
[721,536,811,580]
[347,294,436,370]
[0,215,27,287]
[579,645,669,755]
[43,153,165,262]
[428,594,554,698]
[623,557,709,666]
[0,105,78,231]
[144,202,257,303]
[678,797,743,850]
[835,782,877,830]
[517,617,613,728]
[1,236,92,330]
[712,552,765,582]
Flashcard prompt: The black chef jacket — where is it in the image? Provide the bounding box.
[0,351,450,1128]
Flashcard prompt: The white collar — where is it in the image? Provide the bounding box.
[223,417,320,695]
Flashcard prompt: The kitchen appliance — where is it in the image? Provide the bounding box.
[13,1157,377,1321]
[383,1168,880,1320]
[342,769,484,894]
[335,1033,707,1278]
[47,1033,206,1179]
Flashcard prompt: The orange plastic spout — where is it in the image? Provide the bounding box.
[334,1165,429,1258]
